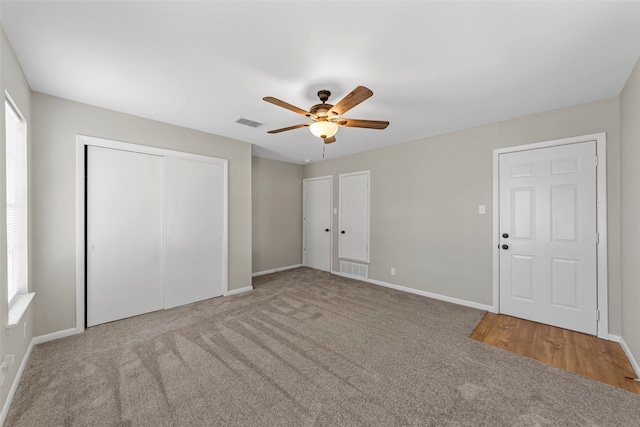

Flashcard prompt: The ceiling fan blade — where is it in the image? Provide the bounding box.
[328,86,373,117]
[336,118,389,130]
[263,96,315,119]
[267,123,310,134]
[323,136,336,144]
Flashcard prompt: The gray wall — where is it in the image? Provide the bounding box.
[0,26,35,415]
[30,93,253,337]
[621,57,640,369]
[252,156,303,273]
[304,97,623,334]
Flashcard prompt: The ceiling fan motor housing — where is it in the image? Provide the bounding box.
[310,104,332,118]
[317,90,331,103]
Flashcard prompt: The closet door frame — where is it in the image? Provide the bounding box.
[75,135,228,333]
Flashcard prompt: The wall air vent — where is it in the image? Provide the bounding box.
[340,261,368,279]
[234,117,263,128]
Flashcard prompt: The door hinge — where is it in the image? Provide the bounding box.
[596,232,599,244]
[595,156,598,167]
[596,310,600,321]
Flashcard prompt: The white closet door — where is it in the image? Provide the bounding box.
[304,177,332,271]
[164,157,225,309]
[87,146,164,327]
[339,171,370,262]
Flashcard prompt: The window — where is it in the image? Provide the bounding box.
[5,95,28,306]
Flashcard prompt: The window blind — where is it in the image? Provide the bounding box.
[5,98,28,305]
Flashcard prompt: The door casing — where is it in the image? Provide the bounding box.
[492,132,608,339]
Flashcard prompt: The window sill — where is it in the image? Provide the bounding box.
[7,292,35,328]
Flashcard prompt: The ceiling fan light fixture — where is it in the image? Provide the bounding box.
[309,121,338,139]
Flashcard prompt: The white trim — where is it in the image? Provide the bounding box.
[32,328,78,346]
[492,132,608,339]
[620,337,640,379]
[338,170,370,263]
[0,339,33,426]
[332,271,492,312]
[252,264,303,277]
[7,292,35,327]
[302,175,333,272]
[75,135,229,332]
[226,286,254,296]
[77,135,228,164]
[0,327,78,425]
[4,91,25,122]
[608,334,621,343]
[75,138,86,333]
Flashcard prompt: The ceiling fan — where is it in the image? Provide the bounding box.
[263,86,389,144]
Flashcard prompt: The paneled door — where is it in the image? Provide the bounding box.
[339,171,370,263]
[499,141,597,335]
[164,157,226,308]
[303,177,331,271]
[87,146,164,327]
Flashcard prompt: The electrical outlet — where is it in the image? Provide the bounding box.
[391,267,396,276]
[1,355,15,372]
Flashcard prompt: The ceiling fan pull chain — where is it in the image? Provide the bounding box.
[323,144,325,159]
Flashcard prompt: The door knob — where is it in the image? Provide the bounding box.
[502,233,509,239]
[341,230,346,234]
[501,244,509,250]
[325,229,330,232]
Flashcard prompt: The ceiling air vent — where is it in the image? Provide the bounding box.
[234,117,263,128]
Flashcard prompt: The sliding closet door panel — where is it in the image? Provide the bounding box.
[164,157,225,309]
[87,146,164,327]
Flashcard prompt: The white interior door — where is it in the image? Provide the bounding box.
[164,157,225,309]
[87,146,164,327]
[499,141,597,335]
[339,171,370,262]
[304,177,331,271]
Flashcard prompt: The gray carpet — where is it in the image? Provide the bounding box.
[5,268,640,426]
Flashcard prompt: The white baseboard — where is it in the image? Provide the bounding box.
[226,285,253,296]
[620,337,640,379]
[608,334,621,343]
[0,339,33,426]
[32,327,78,346]
[331,271,493,312]
[252,264,303,277]
[0,327,78,425]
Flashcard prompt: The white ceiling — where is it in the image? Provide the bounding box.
[2,1,639,164]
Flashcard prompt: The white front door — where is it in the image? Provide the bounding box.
[339,171,370,262]
[499,141,597,335]
[87,146,164,327]
[164,157,226,309]
[304,177,331,271]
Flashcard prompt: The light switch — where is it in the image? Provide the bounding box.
[479,205,486,214]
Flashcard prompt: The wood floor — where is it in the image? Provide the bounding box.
[471,312,640,394]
